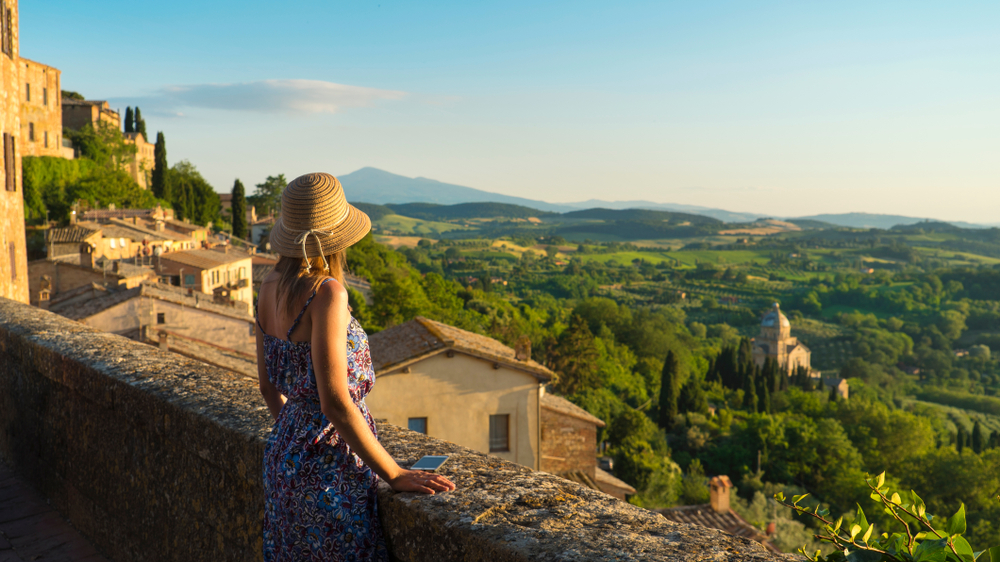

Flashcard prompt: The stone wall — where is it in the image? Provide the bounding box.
[540,406,598,479]
[0,296,780,562]
[19,57,63,158]
[0,0,27,304]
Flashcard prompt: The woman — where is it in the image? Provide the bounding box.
[255,173,455,561]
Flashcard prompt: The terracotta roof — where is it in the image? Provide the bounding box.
[48,283,109,309]
[541,393,606,427]
[594,468,636,494]
[76,220,187,243]
[80,208,156,220]
[159,248,252,270]
[162,219,209,232]
[368,317,554,381]
[47,225,101,244]
[657,505,778,552]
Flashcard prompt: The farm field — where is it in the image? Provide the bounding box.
[373,214,470,236]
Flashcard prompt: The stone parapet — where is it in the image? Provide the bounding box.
[0,296,781,562]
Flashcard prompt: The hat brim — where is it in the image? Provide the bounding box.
[267,203,371,258]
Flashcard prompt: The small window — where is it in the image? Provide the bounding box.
[43,88,47,106]
[109,238,116,249]
[408,418,427,434]
[25,83,29,102]
[157,312,166,324]
[119,237,126,248]
[489,414,509,452]
[8,242,15,281]
[4,133,15,191]
[44,131,48,148]
[184,274,196,286]
[28,123,34,142]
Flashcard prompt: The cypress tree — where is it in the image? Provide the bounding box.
[152,132,168,199]
[956,426,966,453]
[658,350,680,430]
[829,385,838,402]
[989,430,1000,450]
[124,106,134,133]
[756,369,770,414]
[231,179,248,239]
[743,371,758,413]
[971,421,983,454]
[135,107,147,139]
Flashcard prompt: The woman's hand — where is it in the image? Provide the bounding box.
[387,469,456,495]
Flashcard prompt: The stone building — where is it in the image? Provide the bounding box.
[122,131,154,188]
[752,303,812,376]
[156,247,254,310]
[367,317,629,499]
[19,57,69,158]
[27,251,154,306]
[74,219,195,261]
[0,0,28,303]
[61,97,120,131]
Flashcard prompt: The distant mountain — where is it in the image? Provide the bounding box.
[339,168,572,212]
[562,208,721,226]
[338,168,767,222]
[791,213,990,230]
[339,168,993,228]
[561,200,766,223]
[385,202,555,221]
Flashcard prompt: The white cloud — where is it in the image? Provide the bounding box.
[123,79,406,115]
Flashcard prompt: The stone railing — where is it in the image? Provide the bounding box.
[0,297,780,562]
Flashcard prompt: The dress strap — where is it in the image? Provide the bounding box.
[287,278,335,341]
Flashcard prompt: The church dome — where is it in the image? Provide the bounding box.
[761,303,790,328]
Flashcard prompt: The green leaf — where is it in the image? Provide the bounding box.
[912,490,927,519]
[946,504,966,537]
[862,524,874,544]
[793,494,810,505]
[875,472,885,489]
[856,505,870,531]
[834,516,844,534]
[775,492,786,502]
[953,536,975,562]
[891,493,901,505]
[913,538,949,562]
[851,525,862,540]
[987,546,1000,562]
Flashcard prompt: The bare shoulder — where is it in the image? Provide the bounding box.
[312,277,348,306]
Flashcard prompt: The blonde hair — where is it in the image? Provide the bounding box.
[274,251,346,318]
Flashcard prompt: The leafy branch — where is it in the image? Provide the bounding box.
[774,472,1000,562]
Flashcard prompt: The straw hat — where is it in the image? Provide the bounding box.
[267,173,370,270]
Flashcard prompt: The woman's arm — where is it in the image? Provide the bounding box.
[256,313,286,420]
[311,279,455,495]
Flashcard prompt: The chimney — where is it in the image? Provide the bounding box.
[766,522,776,536]
[38,289,50,310]
[158,332,169,350]
[155,220,164,232]
[709,475,732,513]
[514,335,531,362]
[80,242,95,269]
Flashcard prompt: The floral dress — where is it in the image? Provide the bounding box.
[259,278,388,562]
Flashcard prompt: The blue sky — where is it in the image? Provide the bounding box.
[23,1,1000,222]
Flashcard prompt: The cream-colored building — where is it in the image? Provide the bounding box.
[19,57,70,158]
[367,317,553,469]
[156,248,253,310]
[61,97,120,131]
[752,303,812,376]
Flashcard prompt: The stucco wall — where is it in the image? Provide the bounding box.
[0,296,781,562]
[366,352,541,469]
